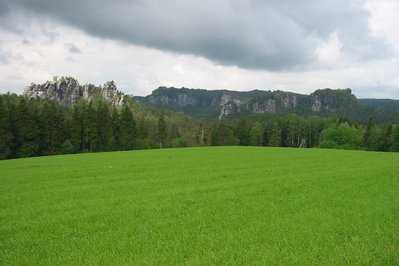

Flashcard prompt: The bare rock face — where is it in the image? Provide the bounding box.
[24,77,125,107]
[101,81,124,107]
[219,93,234,120]
[248,99,276,114]
[24,77,81,107]
[310,88,356,113]
[311,95,322,112]
[136,87,359,119]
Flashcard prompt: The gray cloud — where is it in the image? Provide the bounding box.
[65,43,81,54]
[0,50,10,64]
[0,0,391,71]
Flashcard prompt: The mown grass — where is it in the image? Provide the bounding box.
[1,147,398,265]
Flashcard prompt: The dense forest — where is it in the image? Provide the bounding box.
[0,93,398,160]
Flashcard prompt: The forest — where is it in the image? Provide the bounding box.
[0,93,398,160]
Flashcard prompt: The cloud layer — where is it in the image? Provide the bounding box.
[0,0,398,98]
[2,0,390,70]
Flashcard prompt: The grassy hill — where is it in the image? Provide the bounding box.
[1,147,398,264]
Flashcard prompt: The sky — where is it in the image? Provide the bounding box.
[0,0,398,99]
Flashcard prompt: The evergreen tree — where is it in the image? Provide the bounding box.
[382,125,393,152]
[70,100,90,152]
[158,111,167,148]
[363,117,374,149]
[0,98,13,159]
[120,105,137,150]
[111,107,121,150]
[391,125,399,152]
[95,100,112,151]
[38,101,65,155]
[235,117,250,146]
[14,98,40,157]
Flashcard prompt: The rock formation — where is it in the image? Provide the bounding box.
[24,76,125,107]
[135,87,358,119]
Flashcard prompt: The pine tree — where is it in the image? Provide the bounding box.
[15,98,40,157]
[120,105,137,150]
[95,100,112,151]
[363,117,374,149]
[391,125,399,152]
[111,107,121,150]
[235,117,250,146]
[158,111,167,148]
[39,101,65,155]
[0,98,13,159]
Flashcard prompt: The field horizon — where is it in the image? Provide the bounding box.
[1,146,398,264]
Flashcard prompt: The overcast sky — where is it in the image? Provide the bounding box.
[0,0,398,98]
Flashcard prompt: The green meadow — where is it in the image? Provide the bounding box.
[1,147,398,265]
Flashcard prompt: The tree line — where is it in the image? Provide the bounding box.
[0,93,398,160]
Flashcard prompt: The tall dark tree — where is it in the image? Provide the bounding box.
[391,125,399,152]
[120,105,137,150]
[0,98,13,159]
[38,101,65,155]
[158,111,167,148]
[382,125,393,152]
[363,117,375,149]
[235,117,250,146]
[70,99,90,152]
[95,100,112,151]
[111,106,121,150]
[14,98,40,158]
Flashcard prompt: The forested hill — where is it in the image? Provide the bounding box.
[135,87,399,123]
[358,98,399,113]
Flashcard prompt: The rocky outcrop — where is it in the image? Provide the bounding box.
[248,99,276,114]
[24,77,125,107]
[219,93,242,119]
[310,89,357,113]
[100,81,125,107]
[135,87,358,119]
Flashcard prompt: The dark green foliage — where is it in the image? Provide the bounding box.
[158,111,167,148]
[120,105,137,150]
[235,117,250,145]
[391,125,399,152]
[363,117,374,149]
[14,98,40,158]
[38,101,65,155]
[0,98,13,159]
[211,123,238,146]
[60,139,75,154]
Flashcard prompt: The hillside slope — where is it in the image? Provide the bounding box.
[1,147,399,264]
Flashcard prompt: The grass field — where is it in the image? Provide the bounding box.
[1,147,399,265]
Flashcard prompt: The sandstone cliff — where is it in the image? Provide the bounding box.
[135,87,357,119]
[24,77,125,107]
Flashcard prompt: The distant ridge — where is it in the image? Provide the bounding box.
[21,77,399,123]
